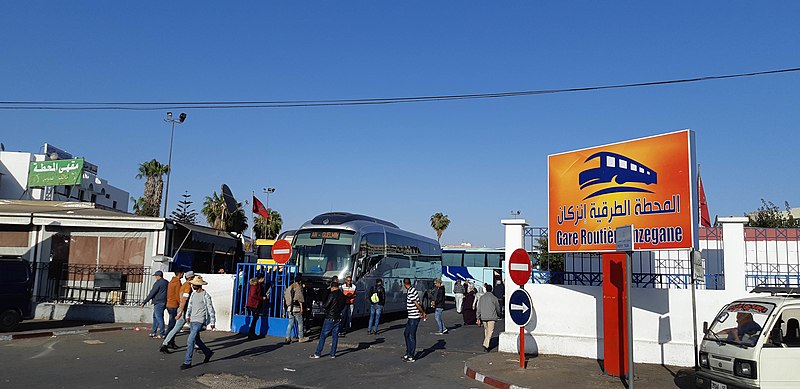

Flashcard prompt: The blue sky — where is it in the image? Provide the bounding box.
[2,2,799,247]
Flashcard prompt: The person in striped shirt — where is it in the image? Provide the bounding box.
[402,278,427,362]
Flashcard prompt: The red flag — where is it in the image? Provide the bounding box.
[698,174,711,227]
[252,196,270,220]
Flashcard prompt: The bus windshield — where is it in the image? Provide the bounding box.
[294,230,355,279]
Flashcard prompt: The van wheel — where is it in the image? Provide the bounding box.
[421,295,430,314]
[0,310,21,332]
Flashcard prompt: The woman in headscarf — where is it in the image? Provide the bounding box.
[461,283,477,325]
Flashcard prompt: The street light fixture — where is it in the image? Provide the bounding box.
[263,187,276,212]
[163,112,187,218]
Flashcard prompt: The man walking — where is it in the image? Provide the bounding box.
[367,278,385,335]
[453,280,465,314]
[181,275,215,370]
[160,271,195,352]
[284,274,307,343]
[165,270,184,337]
[142,270,169,338]
[310,281,345,359]
[402,278,427,362]
[340,275,356,336]
[476,283,502,352]
[432,279,448,335]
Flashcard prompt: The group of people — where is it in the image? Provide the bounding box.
[143,270,217,370]
[143,270,505,368]
[452,279,504,351]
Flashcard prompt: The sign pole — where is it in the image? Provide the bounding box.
[625,250,635,389]
[690,249,701,368]
[520,324,525,369]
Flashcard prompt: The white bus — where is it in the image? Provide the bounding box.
[441,248,505,297]
[289,212,442,319]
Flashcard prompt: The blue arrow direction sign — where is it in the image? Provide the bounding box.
[509,289,532,327]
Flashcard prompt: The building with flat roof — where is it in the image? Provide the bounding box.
[0,144,129,212]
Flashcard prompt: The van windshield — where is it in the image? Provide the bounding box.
[293,230,355,279]
[705,302,774,347]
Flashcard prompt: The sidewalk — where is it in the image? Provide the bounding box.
[0,320,149,341]
[465,352,696,389]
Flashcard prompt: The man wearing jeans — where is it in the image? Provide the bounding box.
[284,275,307,343]
[181,276,215,369]
[432,279,448,335]
[142,270,169,338]
[310,281,345,359]
[402,278,427,362]
[160,271,194,353]
[165,270,184,338]
[367,278,385,334]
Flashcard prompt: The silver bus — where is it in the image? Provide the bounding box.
[289,212,442,319]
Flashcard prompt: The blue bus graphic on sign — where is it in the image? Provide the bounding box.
[578,151,657,200]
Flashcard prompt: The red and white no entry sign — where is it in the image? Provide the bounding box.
[508,248,532,286]
[271,239,293,264]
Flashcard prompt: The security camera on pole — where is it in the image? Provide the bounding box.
[508,248,533,369]
[162,111,187,218]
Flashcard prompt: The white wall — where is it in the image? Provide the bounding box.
[163,272,235,332]
[500,217,774,367]
[0,151,34,200]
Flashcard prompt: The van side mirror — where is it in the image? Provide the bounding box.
[703,321,709,335]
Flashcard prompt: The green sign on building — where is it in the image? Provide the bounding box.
[27,158,85,187]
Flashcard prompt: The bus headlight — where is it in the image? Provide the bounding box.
[734,359,757,379]
[699,352,709,368]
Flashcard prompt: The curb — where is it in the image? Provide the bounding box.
[0,326,147,341]
[464,363,530,389]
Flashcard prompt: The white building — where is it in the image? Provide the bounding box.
[0,146,129,212]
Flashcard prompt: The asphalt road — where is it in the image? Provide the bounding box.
[0,305,495,389]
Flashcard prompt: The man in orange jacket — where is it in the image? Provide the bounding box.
[165,270,184,340]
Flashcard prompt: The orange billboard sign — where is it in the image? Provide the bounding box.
[548,130,697,252]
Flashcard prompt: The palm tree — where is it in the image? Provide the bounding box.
[253,209,283,239]
[430,212,451,243]
[135,159,169,217]
[202,191,248,233]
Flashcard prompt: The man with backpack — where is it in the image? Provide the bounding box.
[367,278,385,334]
[284,274,307,343]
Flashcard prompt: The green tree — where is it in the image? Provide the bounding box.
[430,212,451,243]
[170,191,198,224]
[532,236,564,273]
[135,159,169,217]
[253,209,283,239]
[747,199,799,228]
[131,196,146,215]
[201,191,248,233]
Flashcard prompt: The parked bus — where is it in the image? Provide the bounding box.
[288,212,442,320]
[441,248,505,297]
[254,239,277,264]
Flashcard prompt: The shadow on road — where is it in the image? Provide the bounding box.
[417,339,446,360]
[336,337,386,357]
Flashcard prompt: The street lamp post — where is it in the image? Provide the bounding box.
[163,112,187,218]
[263,187,275,238]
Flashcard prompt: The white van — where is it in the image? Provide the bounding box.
[696,287,800,389]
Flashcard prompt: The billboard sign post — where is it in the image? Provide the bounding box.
[548,129,697,253]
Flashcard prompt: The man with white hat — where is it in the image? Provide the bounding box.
[182,275,216,369]
[160,271,195,353]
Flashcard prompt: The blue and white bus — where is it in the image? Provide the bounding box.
[289,212,442,319]
[441,248,505,297]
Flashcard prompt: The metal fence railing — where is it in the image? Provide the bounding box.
[32,262,151,305]
[744,228,800,288]
[525,226,725,290]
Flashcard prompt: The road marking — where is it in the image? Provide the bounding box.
[31,340,59,359]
